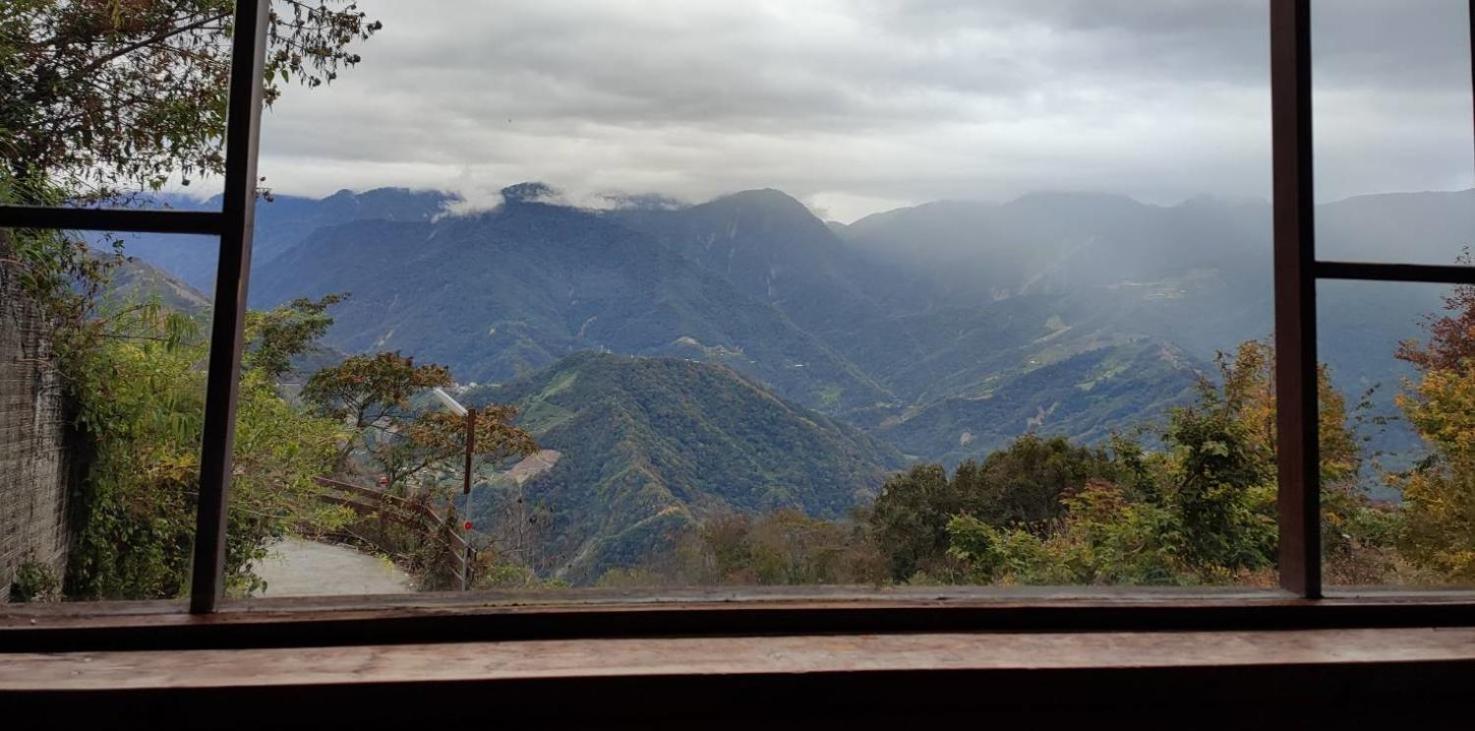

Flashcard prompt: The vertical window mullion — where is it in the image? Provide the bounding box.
[189,0,271,614]
[1270,0,1322,599]
[1469,0,1475,171]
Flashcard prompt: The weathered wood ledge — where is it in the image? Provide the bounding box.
[2,627,1474,727]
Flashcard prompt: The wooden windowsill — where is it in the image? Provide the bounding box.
[7,626,1475,689]
[3,626,1474,727]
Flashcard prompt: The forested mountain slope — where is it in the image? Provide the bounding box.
[250,189,891,413]
[463,352,903,581]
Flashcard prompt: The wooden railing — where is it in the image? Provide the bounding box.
[312,477,474,588]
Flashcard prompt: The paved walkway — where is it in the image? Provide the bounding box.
[254,538,413,597]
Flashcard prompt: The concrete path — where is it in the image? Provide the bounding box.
[254,537,413,597]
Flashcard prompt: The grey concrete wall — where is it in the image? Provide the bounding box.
[0,232,72,601]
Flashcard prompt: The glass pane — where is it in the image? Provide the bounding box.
[1313,0,1475,265]
[1319,280,1475,590]
[1,227,215,604]
[213,0,1292,600]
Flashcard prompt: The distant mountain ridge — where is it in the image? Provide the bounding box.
[112,184,1472,471]
[100,254,211,314]
[104,188,458,292]
[249,191,892,413]
[836,188,1469,461]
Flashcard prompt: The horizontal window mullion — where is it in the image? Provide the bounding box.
[1315,261,1475,285]
[0,206,224,236]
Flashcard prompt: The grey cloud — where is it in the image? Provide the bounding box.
[252,1,1475,222]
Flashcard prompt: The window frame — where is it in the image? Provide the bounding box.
[1,0,1474,638]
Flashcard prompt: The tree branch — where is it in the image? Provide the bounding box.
[76,10,232,77]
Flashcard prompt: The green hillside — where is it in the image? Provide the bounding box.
[878,340,1204,466]
[101,254,211,314]
[464,352,904,583]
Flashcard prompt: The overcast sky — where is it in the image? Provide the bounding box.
[247,0,1475,222]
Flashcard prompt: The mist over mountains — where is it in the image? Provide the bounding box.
[116,183,1469,450]
[108,183,1467,577]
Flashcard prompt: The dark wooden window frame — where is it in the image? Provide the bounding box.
[2,0,1474,648]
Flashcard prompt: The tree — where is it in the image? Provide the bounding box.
[1162,402,1276,575]
[1208,339,1394,583]
[1393,272,1475,581]
[1396,252,1475,373]
[869,436,1123,582]
[303,352,538,493]
[1,1,383,600]
[1213,339,1360,483]
[869,464,963,581]
[948,480,1188,586]
[601,510,885,587]
[941,407,1271,587]
[1,0,380,197]
[65,298,348,599]
[243,293,345,378]
[960,435,1123,530]
[941,341,1393,588]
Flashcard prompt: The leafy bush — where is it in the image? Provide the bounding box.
[64,299,349,599]
[870,436,1124,582]
[9,559,61,603]
[603,509,886,587]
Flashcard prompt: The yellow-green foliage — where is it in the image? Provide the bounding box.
[949,480,1195,586]
[942,340,1390,587]
[1392,283,1475,582]
[65,301,348,599]
[600,509,886,587]
[302,352,536,495]
[870,436,1123,582]
[4,1,382,599]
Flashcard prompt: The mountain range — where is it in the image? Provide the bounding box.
[107,183,1471,579]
